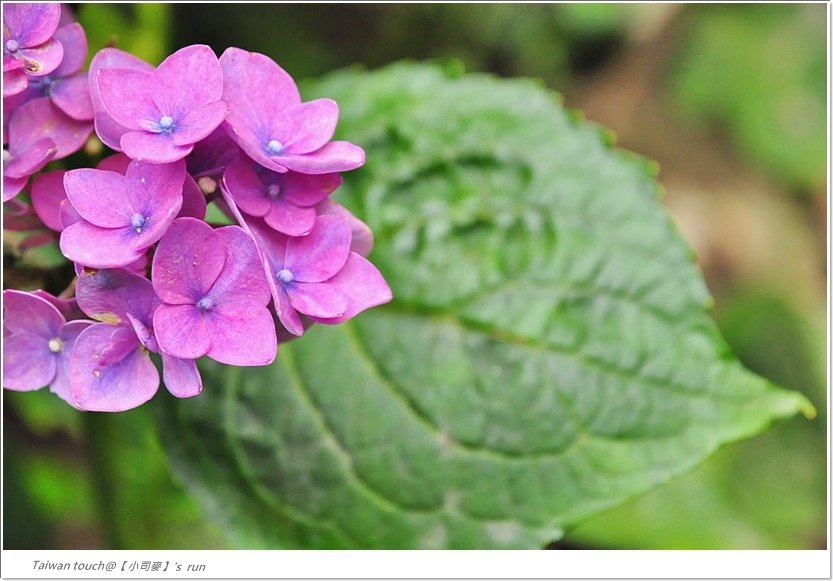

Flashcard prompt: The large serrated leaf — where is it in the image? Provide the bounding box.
[155,62,812,549]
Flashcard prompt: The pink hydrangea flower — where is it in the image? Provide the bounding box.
[96,44,226,163]
[3,3,64,96]
[220,47,364,175]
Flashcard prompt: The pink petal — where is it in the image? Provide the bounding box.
[58,199,81,229]
[171,100,226,146]
[271,141,366,175]
[89,48,153,112]
[161,353,202,398]
[70,323,159,412]
[16,38,63,76]
[152,218,225,304]
[285,214,351,282]
[2,175,28,200]
[287,281,347,319]
[120,130,193,163]
[310,253,392,325]
[94,111,127,150]
[220,46,299,125]
[3,68,27,96]
[9,98,91,159]
[51,22,86,77]
[4,3,61,47]
[97,325,141,366]
[3,289,65,337]
[153,303,211,359]
[97,68,158,130]
[59,221,143,268]
[178,174,207,220]
[96,153,131,174]
[203,301,276,366]
[276,99,339,155]
[275,287,304,336]
[279,171,341,207]
[3,332,56,390]
[63,168,129,227]
[221,158,271,217]
[30,170,67,231]
[50,71,93,120]
[316,200,374,257]
[263,199,316,237]
[75,268,159,327]
[51,319,93,405]
[124,159,185,220]
[153,44,223,116]
[4,137,56,178]
[207,225,269,303]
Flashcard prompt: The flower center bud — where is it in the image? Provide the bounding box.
[131,213,148,233]
[267,183,281,200]
[48,338,63,353]
[197,176,217,195]
[197,297,214,311]
[277,268,294,284]
[266,139,283,155]
[159,115,174,131]
[5,39,19,53]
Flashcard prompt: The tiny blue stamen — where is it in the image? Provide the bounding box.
[266,139,283,155]
[131,213,148,233]
[267,184,281,199]
[41,76,52,88]
[197,297,214,311]
[277,268,294,284]
[5,39,19,53]
[159,115,174,131]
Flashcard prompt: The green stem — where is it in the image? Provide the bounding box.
[83,412,126,549]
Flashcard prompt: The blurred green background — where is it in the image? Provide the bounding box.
[4,3,826,549]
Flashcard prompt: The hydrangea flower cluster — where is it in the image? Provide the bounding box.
[3,4,391,412]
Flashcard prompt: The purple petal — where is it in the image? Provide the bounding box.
[153,44,223,116]
[51,319,93,405]
[97,68,158,130]
[178,174,207,220]
[276,99,338,155]
[285,214,351,282]
[63,168,129,227]
[76,268,159,328]
[59,221,144,268]
[96,153,131,174]
[206,225,269,303]
[287,281,347,319]
[316,199,374,257]
[4,3,61,47]
[3,175,28,200]
[51,22,87,77]
[30,170,67,231]
[187,126,239,177]
[126,312,156,352]
[89,48,153,112]
[3,68,27,96]
[278,171,341,207]
[222,158,271,217]
[171,100,226,147]
[264,199,317,237]
[220,46,300,129]
[15,38,63,76]
[70,323,159,412]
[3,332,56,390]
[9,98,91,159]
[3,289,65,337]
[273,141,365,175]
[4,137,56,178]
[58,199,81,228]
[153,303,210,359]
[203,301,276,366]
[50,71,94,120]
[275,287,305,336]
[4,52,24,72]
[161,353,202,398]
[32,290,75,319]
[120,130,193,163]
[94,111,127,150]
[97,325,140,366]
[152,217,225,304]
[309,253,392,324]
[124,158,185,225]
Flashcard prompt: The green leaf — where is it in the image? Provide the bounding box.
[156,62,812,549]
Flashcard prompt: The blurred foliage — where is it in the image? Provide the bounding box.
[666,4,826,193]
[77,3,171,65]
